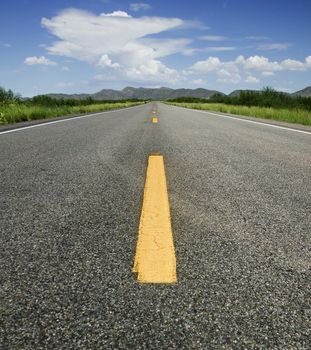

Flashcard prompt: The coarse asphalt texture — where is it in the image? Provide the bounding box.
[1,102,311,349]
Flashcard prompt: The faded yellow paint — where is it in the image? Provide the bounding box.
[152,117,158,123]
[133,155,177,283]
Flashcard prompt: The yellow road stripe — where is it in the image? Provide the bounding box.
[152,117,158,123]
[133,155,177,283]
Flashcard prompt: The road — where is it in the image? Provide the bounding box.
[1,102,310,349]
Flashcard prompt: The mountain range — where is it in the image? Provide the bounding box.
[46,86,311,100]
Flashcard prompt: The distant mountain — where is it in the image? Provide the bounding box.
[45,86,311,100]
[46,87,223,100]
[291,86,311,97]
[47,93,91,100]
[92,89,125,100]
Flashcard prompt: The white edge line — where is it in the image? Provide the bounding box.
[0,104,143,135]
[167,104,311,136]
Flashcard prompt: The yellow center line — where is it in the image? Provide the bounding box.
[133,155,177,284]
[152,117,158,123]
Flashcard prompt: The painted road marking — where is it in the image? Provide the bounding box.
[0,105,142,136]
[169,104,311,136]
[152,117,158,123]
[133,154,177,283]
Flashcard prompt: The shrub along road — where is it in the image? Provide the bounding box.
[1,103,310,349]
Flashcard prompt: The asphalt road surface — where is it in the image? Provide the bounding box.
[1,103,311,349]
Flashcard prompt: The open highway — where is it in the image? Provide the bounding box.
[1,102,310,349]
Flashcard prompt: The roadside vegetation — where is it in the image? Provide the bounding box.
[0,87,145,124]
[166,87,311,126]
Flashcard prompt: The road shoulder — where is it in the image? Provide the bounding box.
[165,103,311,133]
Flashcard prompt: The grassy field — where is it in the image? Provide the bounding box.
[0,101,145,124]
[166,102,311,126]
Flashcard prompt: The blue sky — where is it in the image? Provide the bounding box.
[1,0,310,96]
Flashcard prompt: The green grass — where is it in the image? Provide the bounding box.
[165,102,311,126]
[0,101,145,124]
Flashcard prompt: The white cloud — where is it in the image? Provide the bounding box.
[126,59,180,82]
[191,57,240,84]
[280,59,306,71]
[192,55,311,76]
[236,55,282,71]
[191,57,240,75]
[189,54,311,84]
[217,69,241,83]
[236,55,311,72]
[179,45,236,56]
[101,11,131,17]
[245,36,269,40]
[41,9,185,61]
[257,43,291,51]
[204,46,236,52]
[130,3,151,11]
[199,35,227,41]
[138,38,193,58]
[24,56,57,66]
[245,75,260,83]
[62,66,69,71]
[191,57,222,72]
[4,43,11,48]
[97,54,120,68]
[41,8,191,83]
